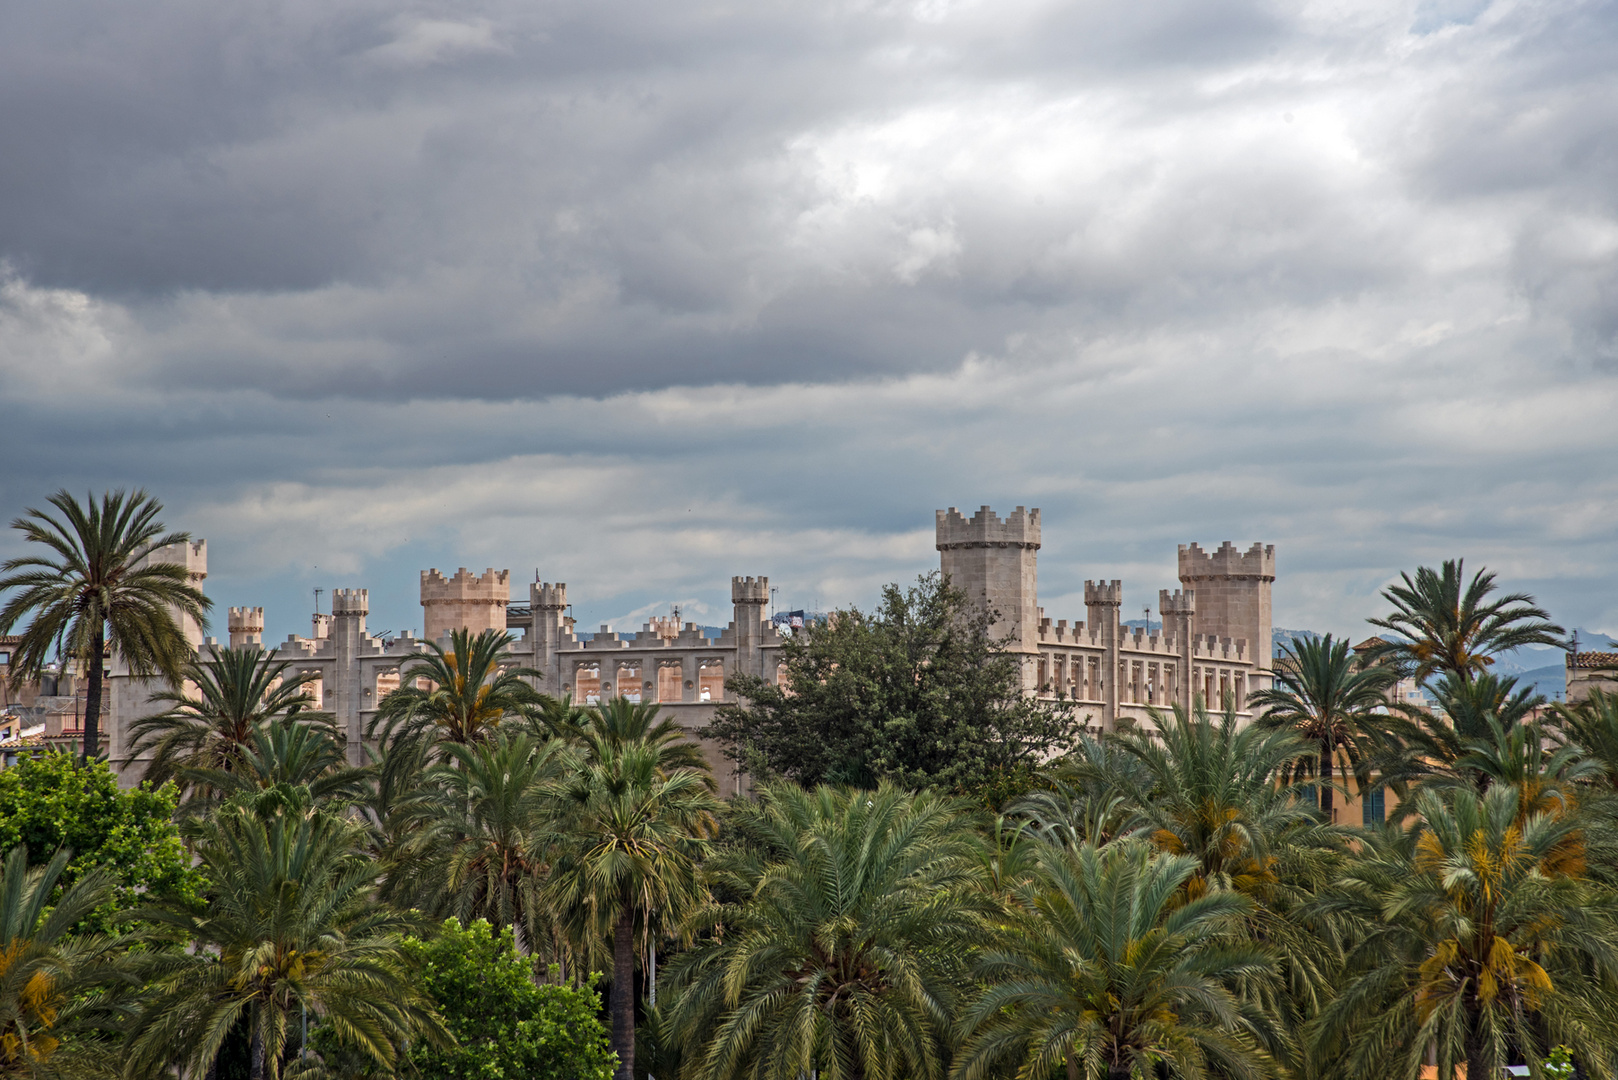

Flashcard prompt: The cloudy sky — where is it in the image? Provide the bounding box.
[2,0,1615,646]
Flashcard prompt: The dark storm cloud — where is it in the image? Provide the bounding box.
[1,0,1616,641]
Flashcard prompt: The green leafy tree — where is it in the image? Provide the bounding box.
[1364,560,1563,687]
[309,918,615,1080]
[704,573,1078,795]
[666,783,991,1080]
[400,918,612,1080]
[0,847,125,1080]
[547,703,721,1080]
[1250,634,1398,819]
[0,752,199,932]
[0,489,211,760]
[125,646,332,792]
[1312,786,1618,1080]
[369,628,547,754]
[124,787,446,1080]
[954,841,1279,1080]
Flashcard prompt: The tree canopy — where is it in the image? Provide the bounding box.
[703,572,1078,796]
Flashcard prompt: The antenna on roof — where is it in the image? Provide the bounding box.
[313,587,325,615]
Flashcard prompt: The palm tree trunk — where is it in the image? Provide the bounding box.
[1319,738,1334,819]
[249,1012,268,1080]
[82,623,105,761]
[612,906,636,1080]
[1067,1052,1079,1080]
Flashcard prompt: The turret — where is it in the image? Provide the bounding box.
[421,568,510,643]
[1178,543,1275,671]
[1085,580,1122,728]
[228,607,264,649]
[732,577,770,678]
[1159,589,1196,708]
[936,506,1041,656]
[529,581,569,691]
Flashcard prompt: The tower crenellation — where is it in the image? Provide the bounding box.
[332,588,368,616]
[532,582,568,610]
[1178,542,1273,671]
[731,576,769,605]
[935,505,1041,551]
[421,567,509,642]
[937,506,1041,660]
[227,606,264,649]
[1084,580,1123,607]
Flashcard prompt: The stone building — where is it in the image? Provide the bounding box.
[41,505,1275,785]
[1568,648,1618,703]
[937,506,1274,730]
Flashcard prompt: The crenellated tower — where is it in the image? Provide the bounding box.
[228,607,264,649]
[1178,542,1275,671]
[936,506,1041,658]
[1085,580,1122,726]
[421,568,510,643]
[330,589,369,763]
[1159,589,1196,707]
[529,581,569,691]
[732,577,770,679]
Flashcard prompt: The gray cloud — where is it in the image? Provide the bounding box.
[1,0,1615,644]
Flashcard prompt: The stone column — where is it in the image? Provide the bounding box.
[331,589,369,765]
[731,577,770,681]
[530,582,568,694]
[1085,581,1122,730]
[1160,589,1196,713]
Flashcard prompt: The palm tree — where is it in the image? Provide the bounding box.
[0,489,211,760]
[1375,673,1545,795]
[666,783,991,1080]
[368,628,546,754]
[547,705,721,1080]
[0,847,122,1080]
[1553,690,1618,790]
[389,732,572,960]
[1006,733,1143,849]
[177,719,370,816]
[125,646,331,791]
[1311,786,1618,1080]
[1111,703,1326,897]
[1364,559,1563,687]
[124,790,446,1080]
[1250,634,1397,819]
[582,696,711,775]
[954,840,1278,1080]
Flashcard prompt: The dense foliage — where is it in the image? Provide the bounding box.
[8,493,1618,1080]
[0,753,199,931]
[704,572,1078,796]
[398,919,613,1080]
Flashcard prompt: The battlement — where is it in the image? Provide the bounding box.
[421,567,511,602]
[732,576,770,605]
[228,606,265,631]
[1084,580,1123,606]
[1159,589,1195,616]
[1178,542,1275,581]
[531,582,567,610]
[936,505,1041,551]
[332,589,368,616]
[141,538,208,576]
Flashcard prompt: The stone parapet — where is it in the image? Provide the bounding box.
[935,506,1041,551]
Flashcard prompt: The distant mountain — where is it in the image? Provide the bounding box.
[1512,663,1567,702]
[1272,628,1323,658]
